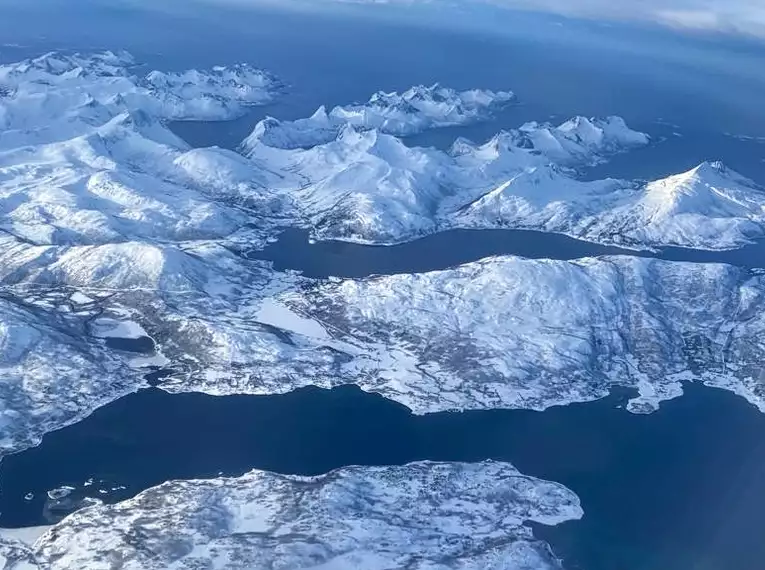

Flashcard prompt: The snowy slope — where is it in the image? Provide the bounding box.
[1,462,580,570]
[451,163,634,233]
[262,126,453,243]
[0,108,292,249]
[0,51,291,254]
[242,83,514,150]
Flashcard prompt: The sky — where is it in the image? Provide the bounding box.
[194,0,765,39]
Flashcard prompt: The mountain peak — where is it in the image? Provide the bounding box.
[666,161,755,193]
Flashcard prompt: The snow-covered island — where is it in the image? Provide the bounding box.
[0,461,581,569]
[0,51,279,137]
[242,83,515,149]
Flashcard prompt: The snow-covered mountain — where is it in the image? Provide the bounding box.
[0,51,279,121]
[243,103,765,250]
[0,461,580,570]
[4,51,763,261]
[579,161,765,249]
[0,51,279,149]
[452,163,631,229]
[244,116,650,244]
[0,52,296,457]
[453,161,765,250]
[504,115,649,164]
[141,63,278,120]
[252,126,454,243]
[242,83,514,150]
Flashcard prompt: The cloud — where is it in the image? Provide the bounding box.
[477,0,765,37]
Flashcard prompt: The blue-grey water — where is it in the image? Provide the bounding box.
[104,336,155,354]
[2,383,765,570]
[2,2,765,569]
[249,228,765,278]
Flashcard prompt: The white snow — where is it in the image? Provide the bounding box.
[128,353,171,369]
[255,298,330,340]
[68,292,94,305]
[0,51,278,149]
[90,318,147,340]
[0,527,52,547]
[243,112,652,245]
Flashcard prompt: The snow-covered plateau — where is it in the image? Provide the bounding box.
[291,255,765,415]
